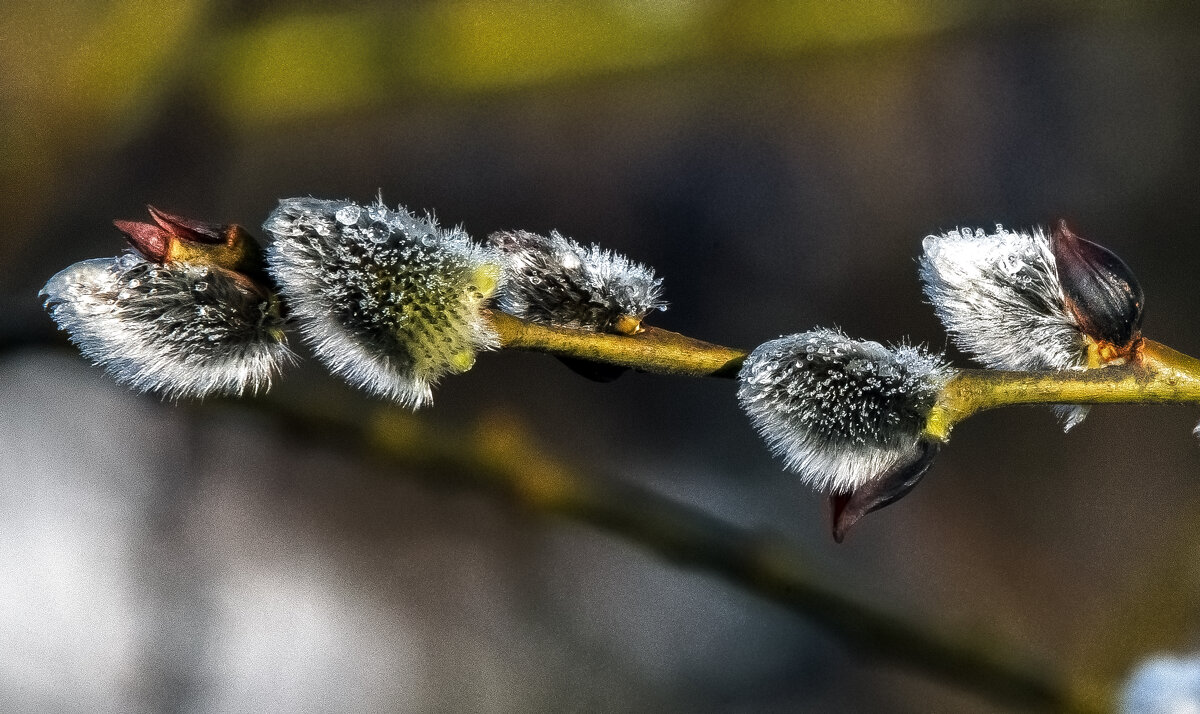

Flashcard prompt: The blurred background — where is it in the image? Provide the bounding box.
[4,1,1200,711]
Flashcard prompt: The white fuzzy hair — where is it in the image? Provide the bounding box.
[737,329,953,493]
[42,253,291,399]
[487,229,666,332]
[264,198,502,408]
[919,226,1090,430]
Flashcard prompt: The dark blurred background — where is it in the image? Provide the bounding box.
[4,1,1200,711]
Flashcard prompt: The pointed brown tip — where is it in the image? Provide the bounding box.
[146,205,224,244]
[1051,220,1144,348]
[113,219,170,262]
[830,441,941,543]
[829,493,851,543]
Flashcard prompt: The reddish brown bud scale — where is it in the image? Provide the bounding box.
[830,441,940,542]
[112,219,170,262]
[113,207,266,280]
[147,205,225,244]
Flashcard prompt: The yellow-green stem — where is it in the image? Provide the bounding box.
[488,314,1200,443]
[489,310,749,378]
[924,339,1200,441]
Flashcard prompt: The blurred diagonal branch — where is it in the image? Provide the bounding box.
[0,332,1115,710]
[241,387,1110,713]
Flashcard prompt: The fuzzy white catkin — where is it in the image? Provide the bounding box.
[737,329,953,494]
[486,229,665,332]
[919,226,1090,431]
[41,252,291,399]
[1121,654,1200,714]
[264,197,502,408]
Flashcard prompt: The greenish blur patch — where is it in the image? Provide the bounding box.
[200,0,986,128]
[208,11,388,122]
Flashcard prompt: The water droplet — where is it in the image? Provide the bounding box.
[367,205,388,222]
[194,281,209,292]
[421,234,436,247]
[335,205,362,225]
[529,275,542,285]
[117,289,131,300]
[126,278,141,288]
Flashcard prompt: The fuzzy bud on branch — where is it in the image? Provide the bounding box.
[737,329,954,540]
[264,198,502,408]
[920,223,1145,431]
[41,208,290,399]
[486,229,665,335]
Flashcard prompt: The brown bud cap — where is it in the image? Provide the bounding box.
[830,440,940,543]
[147,205,225,244]
[112,219,171,262]
[114,206,267,281]
[1051,220,1144,349]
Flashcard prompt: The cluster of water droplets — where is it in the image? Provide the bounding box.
[263,197,502,408]
[486,229,666,332]
[738,329,953,493]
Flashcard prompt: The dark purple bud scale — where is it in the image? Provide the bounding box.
[1051,220,1144,348]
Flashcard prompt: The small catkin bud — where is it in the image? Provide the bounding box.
[738,329,954,540]
[919,224,1119,431]
[486,229,665,335]
[263,197,502,408]
[41,252,291,399]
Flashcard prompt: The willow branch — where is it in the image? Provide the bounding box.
[924,339,1200,440]
[489,313,1200,438]
[489,310,748,378]
[248,393,1108,713]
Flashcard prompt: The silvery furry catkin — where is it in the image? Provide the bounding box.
[486,229,665,334]
[264,197,502,408]
[737,328,953,494]
[41,252,290,399]
[919,226,1092,430]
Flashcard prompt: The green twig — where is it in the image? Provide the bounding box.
[492,312,1200,442]
[924,339,1200,440]
[489,310,748,378]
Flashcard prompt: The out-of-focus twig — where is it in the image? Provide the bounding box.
[244,390,1111,713]
[1,337,1114,709]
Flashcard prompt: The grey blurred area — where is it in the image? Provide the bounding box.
[5,1,1200,711]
